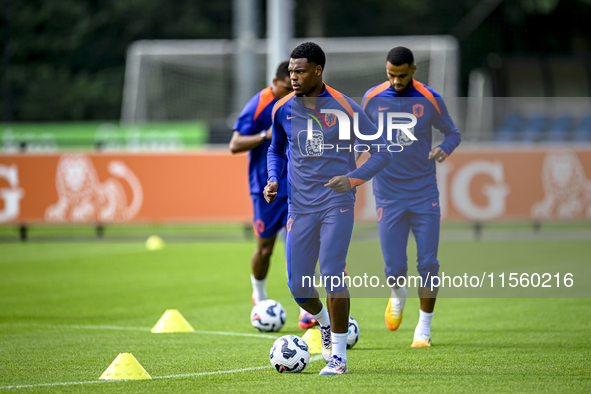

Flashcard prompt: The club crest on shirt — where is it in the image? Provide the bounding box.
[324,113,337,127]
[413,104,424,118]
[298,130,324,156]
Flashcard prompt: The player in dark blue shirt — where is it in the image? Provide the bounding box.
[362,46,461,347]
[230,62,318,329]
[265,42,392,375]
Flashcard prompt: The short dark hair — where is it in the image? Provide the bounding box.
[290,42,326,69]
[275,60,290,80]
[387,46,414,67]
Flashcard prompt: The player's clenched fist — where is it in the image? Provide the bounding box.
[428,147,447,163]
[264,181,279,203]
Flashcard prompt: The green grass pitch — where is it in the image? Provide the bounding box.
[0,228,590,392]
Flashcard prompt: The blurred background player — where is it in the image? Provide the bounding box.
[229,61,318,329]
[265,42,391,375]
[362,46,461,347]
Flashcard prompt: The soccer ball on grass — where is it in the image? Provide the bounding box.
[250,299,286,332]
[347,316,360,349]
[269,335,310,373]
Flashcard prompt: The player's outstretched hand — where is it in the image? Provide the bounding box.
[428,147,447,163]
[324,175,351,193]
[264,181,279,203]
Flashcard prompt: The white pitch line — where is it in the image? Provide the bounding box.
[0,323,150,331]
[0,380,109,390]
[0,323,278,339]
[154,355,324,380]
[0,355,324,390]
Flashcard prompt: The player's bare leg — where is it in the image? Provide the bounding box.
[251,235,277,304]
[295,290,323,315]
[327,288,350,333]
[412,285,438,347]
[419,285,437,313]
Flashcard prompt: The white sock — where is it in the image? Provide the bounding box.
[312,305,330,327]
[331,332,348,362]
[251,274,267,303]
[390,285,407,312]
[300,306,307,316]
[414,309,434,339]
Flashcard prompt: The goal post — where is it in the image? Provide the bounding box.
[121,36,459,124]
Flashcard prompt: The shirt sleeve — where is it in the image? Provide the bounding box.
[345,108,392,186]
[233,98,258,136]
[267,106,288,184]
[431,95,461,156]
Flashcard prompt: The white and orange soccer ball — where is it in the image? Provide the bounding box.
[250,299,286,332]
[269,335,310,373]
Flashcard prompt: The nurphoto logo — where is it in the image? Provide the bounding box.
[302,110,418,154]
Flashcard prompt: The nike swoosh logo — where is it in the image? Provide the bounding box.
[286,115,298,120]
[432,202,438,207]
[378,107,389,111]
[340,209,350,213]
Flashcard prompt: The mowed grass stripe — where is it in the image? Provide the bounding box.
[0,356,324,390]
[1,238,590,392]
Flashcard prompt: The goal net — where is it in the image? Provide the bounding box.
[121,36,459,124]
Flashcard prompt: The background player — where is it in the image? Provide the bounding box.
[229,62,319,329]
[362,46,461,347]
[265,42,391,374]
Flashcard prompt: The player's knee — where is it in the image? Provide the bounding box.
[260,245,274,260]
[256,242,275,260]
